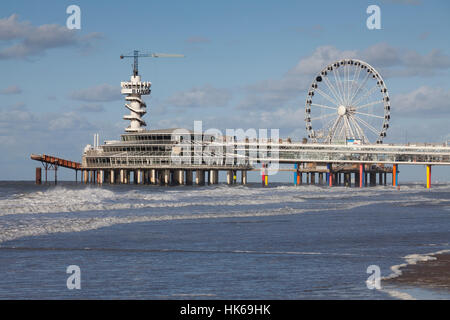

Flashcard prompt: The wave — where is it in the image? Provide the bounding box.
[0,200,379,244]
[0,182,443,216]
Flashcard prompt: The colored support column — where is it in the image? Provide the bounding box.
[294,164,298,185]
[360,165,366,187]
[327,164,332,187]
[262,164,266,187]
[426,165,431,189]
[392,164,398,187]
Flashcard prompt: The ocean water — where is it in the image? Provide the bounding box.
[0,181,449,299]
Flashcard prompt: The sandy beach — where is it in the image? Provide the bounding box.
[385,252,450,291]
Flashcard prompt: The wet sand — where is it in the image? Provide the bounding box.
[385,253,450,291]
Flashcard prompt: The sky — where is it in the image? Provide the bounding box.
[0,0,449,181]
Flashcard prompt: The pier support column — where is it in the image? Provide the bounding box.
[233,170,237,184]
[227,170,233,185]
[150,169,156,184]
[178,170,185,185]
[392,164,398,187]
[185,170,193,185]
[384,172,387,185]
[355,172,360,188]
[241,170,247,185]
[426,165,431,189]
[143,170,148,184]
[311,172,315,184]
[137,170,142,184]
[370,172,376,186]
[294,164,298,185]
[99,170,104,184]
[379,172,383,186]
[327,164,332,187]
[110,170,115,184]
[209,170,214,185]
[164,170,170,185]
[196,170,205,186]
[214,170,219,184]
[35,167,42,185]
[318,172,323,185]
[83,170,88,184]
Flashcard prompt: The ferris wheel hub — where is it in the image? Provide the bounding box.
[337,105,347,116]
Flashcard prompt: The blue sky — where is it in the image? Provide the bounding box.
[1,0,449,181]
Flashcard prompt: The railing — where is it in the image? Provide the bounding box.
[81,141,450,169]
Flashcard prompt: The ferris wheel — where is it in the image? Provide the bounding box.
[305,59,390,144]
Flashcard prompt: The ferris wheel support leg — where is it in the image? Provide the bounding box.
[426,165,431,189]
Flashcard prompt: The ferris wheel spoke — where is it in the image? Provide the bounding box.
[344,115,356,138]
[352,85,379,107]
[349,71,370,105]
[337,120,346,140]
[333,67,346,105]
[348,115,368,142]
[345,64,351,105]
[353,100,384,110]
[348,66,362,106]
[322,115,338,132]
[315,88,340,107]
[323,76,343,105]
[327,116,342,142]
[352,115,380,136]
[352,111,384,119]
[311,103,338,111]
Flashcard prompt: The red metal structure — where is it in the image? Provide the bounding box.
[30,154,81,184]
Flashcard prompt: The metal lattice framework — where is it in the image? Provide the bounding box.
[305,59,390,144]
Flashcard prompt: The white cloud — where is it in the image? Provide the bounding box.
[69,84,121,102]
[185,36,211,44]
[237,43,450,112]
[1,85,22,94]
[76,103,105,113]
[392,86,450,116]
[0,14,102,60]
[165,84,231,108]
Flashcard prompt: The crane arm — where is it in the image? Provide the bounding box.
[120,50,184,76]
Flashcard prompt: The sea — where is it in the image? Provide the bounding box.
[0,181,449,300]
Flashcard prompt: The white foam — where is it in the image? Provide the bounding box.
[383,289,416,300]
[0,199,376,244]
[383,249,450,280]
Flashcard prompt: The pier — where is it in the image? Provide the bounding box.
[29,55,450,189]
